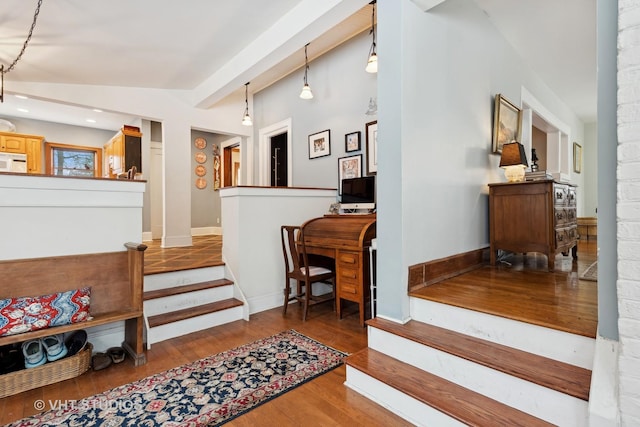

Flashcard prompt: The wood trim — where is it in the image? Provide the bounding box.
[408,247,489,293]
[44,141,103,177]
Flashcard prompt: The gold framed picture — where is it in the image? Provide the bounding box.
[573,142,582,173]
[492,94,522,154]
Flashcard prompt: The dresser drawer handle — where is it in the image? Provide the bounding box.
[556,212,564,220]
[557,234,564,242]
[556,191,563,200]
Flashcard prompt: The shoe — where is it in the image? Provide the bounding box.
[22,339,46,369]
[107,347,126,364]
[92,352,112,371]
[42,334,68,362]
[0,343,24,374]
[64,330,88,357]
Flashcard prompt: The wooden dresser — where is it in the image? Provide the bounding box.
[489,180,577,271]
[301,215,376,326]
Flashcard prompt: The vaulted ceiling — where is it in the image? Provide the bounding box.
[0,0,596,131]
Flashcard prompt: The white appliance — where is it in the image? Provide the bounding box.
[0,153,28,173]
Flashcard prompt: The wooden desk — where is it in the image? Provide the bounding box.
[302,215,376,326]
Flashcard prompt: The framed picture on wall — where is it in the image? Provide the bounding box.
[492,93,522,154]
[338,154,362,194]
[345,131,361,152]
[366,120,378,174]
[308,129,331,159]
[573,142,582,173]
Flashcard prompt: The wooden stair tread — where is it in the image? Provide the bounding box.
[147,298,243,328]
[347,348,554,427]
[367,317,591,401]
[144,279,233,300]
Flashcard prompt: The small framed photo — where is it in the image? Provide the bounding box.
[308,129,331,159]
[492,93,522,154]
[366,120,378,175]
[345,131,361,152]
[573,142,582,173]
[338,154,362,194]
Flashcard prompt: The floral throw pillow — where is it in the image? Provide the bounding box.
[0,287,91,337]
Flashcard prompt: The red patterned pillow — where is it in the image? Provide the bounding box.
[0,287,91,337]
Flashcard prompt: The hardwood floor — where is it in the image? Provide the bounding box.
[144,235,223,275]
[0,305,410,426]
[411,240,598,337]
[0,237,598,425]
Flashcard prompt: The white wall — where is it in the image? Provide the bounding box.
[0,174,144,260]
[583,122,598,217]
[375,0,590,321]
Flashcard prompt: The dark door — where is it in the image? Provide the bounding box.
[270,132,288,187]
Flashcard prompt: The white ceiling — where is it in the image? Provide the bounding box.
[0,0,596,132]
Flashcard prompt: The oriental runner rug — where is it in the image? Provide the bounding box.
[9,330,347,427]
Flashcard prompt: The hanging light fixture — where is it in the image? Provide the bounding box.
[1,0,43,103]
[241,82,252,126]
[299,43,314,99]
[365,0,378,74]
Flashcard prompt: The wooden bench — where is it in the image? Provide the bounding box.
[0,242,147,366]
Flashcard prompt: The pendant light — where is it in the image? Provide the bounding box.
[241,82,252,126]
[366,1,378,74]
[300,43,314,99]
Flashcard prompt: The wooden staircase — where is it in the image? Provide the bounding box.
[345,302,594,426]
[143,265,245,346]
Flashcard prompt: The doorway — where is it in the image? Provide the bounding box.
[270,132,288,187]
[259,118,292,187]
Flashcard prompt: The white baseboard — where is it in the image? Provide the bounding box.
[192,227,221,236]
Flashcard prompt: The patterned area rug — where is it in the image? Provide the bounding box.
[10,330,347,427]
[580,261,598,282]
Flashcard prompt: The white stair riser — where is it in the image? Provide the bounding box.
[143,286,234,316]
[368,328,589,427]
[344,366,465,427]
[144,266,226,292]
[147,306,244,345]
[410,297,595,369]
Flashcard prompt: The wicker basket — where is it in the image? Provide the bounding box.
[0,343,92,398]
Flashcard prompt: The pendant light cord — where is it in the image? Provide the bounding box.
[2,0,44,76]
[369,1,376,57]
[303,43,310,84]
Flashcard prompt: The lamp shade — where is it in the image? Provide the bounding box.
[499,142,528,167]
[499,142,528,182]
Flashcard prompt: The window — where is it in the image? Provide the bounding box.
[45,142,102,177]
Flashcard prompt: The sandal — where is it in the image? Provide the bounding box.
[92,352,112,371]
[107,347,126,364]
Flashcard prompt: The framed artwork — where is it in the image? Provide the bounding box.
[366,120,378,174]
[308,129,331,159]
[338,154,362,194]
[492,94,522,154]
[345,131,361,152]
[573,142,582,173]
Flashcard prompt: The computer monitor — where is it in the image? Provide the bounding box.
[340,176,375,210]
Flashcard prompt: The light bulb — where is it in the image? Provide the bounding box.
[366,53,378,73]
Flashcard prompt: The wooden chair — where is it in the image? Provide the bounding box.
[280,225,335,321]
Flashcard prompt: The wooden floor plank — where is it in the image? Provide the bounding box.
[346,348,555,427]
[368,317,591,401]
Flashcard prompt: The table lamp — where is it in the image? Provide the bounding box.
[499,141,528,182]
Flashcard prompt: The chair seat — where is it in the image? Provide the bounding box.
[281,225,337,321]
[298,266,331,276]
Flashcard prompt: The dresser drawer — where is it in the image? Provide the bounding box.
[567,188,577,206]
[555,226,578,247]
[566,207,577,224]
[553,184,568,206]
[554,208,568,226]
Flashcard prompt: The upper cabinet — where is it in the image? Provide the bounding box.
[104,126,142,179]
[0,131,44,174]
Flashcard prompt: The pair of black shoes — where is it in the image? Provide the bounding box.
[0,343,23,375]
